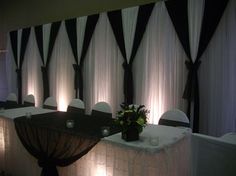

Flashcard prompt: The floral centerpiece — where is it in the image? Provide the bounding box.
[116,103,149,141]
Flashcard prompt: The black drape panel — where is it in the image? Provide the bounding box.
[35,22,61,101]
[108,3,154,104]
[9,31,18,65]
[65,15,99,100]
[65,18,79,64]
[165,0,229,132]
[34,25,45,65]
[65,18,79,97]
[10,28,31,104]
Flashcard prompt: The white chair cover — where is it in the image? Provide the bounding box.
[68,99,85,109]
[43,97,57,110]
[6,93,17,103]
[160,109,189,123]
[23,94,35,106]
[159,109,190,127]
[67,99,85,114]
[92,101,112,114]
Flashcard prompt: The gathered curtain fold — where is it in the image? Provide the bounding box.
[165,0,229,132]
[65,14,99,99]
[10,28,31,104]
[35,22,61,101]
[107,3,154,104]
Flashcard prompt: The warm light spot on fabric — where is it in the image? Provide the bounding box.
[95,165,106,176]
[58,94,68,112]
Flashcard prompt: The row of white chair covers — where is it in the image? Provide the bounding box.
[5,93,35,106]
[4,93,112,115]
[5,93,191,127]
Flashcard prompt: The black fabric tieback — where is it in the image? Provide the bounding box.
[122,61,133,104]
[182,60,201,101]
[15,68,22,87]
[73,64,82,89]
[38,159,58,176]
[73,64,83,99]
[41,66,50,101]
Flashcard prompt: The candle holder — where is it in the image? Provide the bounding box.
[66,120,75,128]
[26,112,32,119]
[101,126,110,137]
[149,136,159,146]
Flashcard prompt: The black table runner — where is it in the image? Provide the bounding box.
[14,111,120,176]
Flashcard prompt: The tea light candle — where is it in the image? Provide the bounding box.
[26,112,32,119]
[149,136,159,146]
[66,120,74,128]
[0,107,4,113]
[101,126,110,137]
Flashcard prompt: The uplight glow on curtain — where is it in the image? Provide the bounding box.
[22,28,43,107]
[133,2,187,124]
[0,120,5,171]
[84,13,123,116]
[49,22,75,111]
[0,127,4,152]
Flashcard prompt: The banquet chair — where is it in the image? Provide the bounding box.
[67,98,85,115]
[91,101,112,119]
[158,109,190,128]
[43,97,57,110]
[23,94,35,107]
[5,93,18,108]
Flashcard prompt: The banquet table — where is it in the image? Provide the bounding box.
[0,107,192,176]
[0,107,56,176]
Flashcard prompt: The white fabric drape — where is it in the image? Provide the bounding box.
[83,13,123,116]
[122,6,138,61]
[43,23,51,64]
[188,0,204,62]
[49,22,75,111]
[133,2,187,124]
[76,16,87,62]
[22,28,43,106]
[5,36,17,95]
[199,0,236,136]
[5,29,23,98]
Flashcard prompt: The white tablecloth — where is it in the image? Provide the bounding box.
[0,107,191,176]
[191,133,236,176]
[60,125,191,176]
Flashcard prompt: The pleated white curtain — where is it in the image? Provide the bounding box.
[83,13,123,116]
[5,36,17,95]
[22,28,43,106]
[122,6,138,62]
[21,23,51,107]
[76,16,87,61]
[199,0,236,136]
[49,22,75,111]
[5,29,23,98]
[133,1,188,124]
[188,0,204,63]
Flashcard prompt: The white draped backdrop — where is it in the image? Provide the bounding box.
[4,0,236,137]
